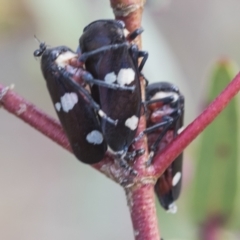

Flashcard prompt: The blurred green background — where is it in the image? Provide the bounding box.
[1,0,240,239]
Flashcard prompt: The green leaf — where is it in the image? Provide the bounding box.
[190,59,240,229]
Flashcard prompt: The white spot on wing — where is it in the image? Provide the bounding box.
[172,172,182,186]
[55,51,77,68]
[60,92,78,112]
[117,68,135,86]
[104,72,116,84]
[124,28,130,37]
[86,130,103,145]
[98,110,104,117]
[55,102,61,111]
[167,202,178,214]
[151,91,179,102]
[125,115,139,130]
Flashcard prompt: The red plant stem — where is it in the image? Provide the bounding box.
[152,72,240,177]
[110,0,145,48]
[126,184,160,240]
[0,84,71,151]
[110,1,160,239]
